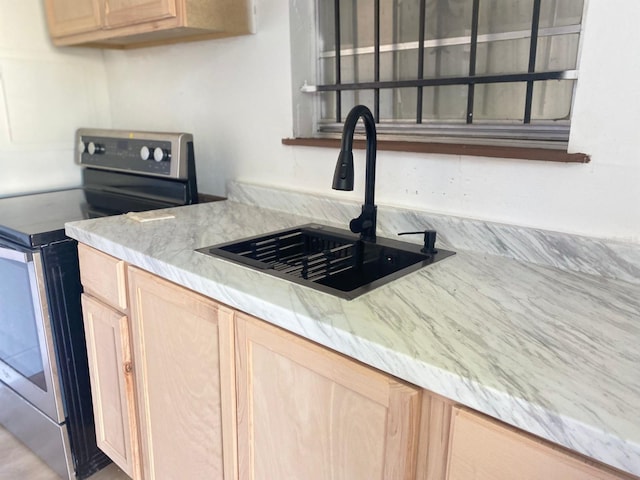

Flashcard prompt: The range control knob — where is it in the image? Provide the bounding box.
[140,146,151,161]
[87,142,105,155]
[78,140,86,154]
[153,147,170,162]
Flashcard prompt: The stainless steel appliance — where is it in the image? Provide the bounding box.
[0,129,200,479]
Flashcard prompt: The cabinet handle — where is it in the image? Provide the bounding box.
[124,362,133,374]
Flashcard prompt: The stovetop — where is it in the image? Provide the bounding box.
[0,129,200,249]
[0,189,99,248]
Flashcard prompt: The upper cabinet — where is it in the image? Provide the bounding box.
[103,0,177,28]
[43,0,102,37]
[43,0,255,48]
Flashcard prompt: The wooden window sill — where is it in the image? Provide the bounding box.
[281,137,590,163]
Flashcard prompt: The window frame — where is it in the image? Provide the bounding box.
[287,0,590,161]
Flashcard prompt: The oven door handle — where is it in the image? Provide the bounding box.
[0,246,32,263]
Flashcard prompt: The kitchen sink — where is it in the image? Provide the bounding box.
[196,223,454,300]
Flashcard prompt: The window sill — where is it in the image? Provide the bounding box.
[281,137,590,163]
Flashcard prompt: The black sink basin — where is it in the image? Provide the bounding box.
[196,223,454,300]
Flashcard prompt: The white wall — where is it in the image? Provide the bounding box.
[0,1,111,196]
[21,0,637,243]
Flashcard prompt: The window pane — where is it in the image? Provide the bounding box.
[341,52,374,83]
[343,89,375,114]
[340,89,359,116]
[424,44,470,77]
[425,0,473,40]
[539,0,584,29]
[474,82,526,121]
[378,88,395,120]
[341,0,374,50]
[379,87,418,121]
[388,50,419,82]
[531,79,574,121]
[317,1,335,52]
[320,58,335,85]
[478,0,535,36]
[318,90,377,123]
[320,91,336,122]
[421,85,468,122]
[536,34,580,71]
[476,38,531,75]
[394,0,421,43]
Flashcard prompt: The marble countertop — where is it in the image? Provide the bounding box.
[66,192,640,477]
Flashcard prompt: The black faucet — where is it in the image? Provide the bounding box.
[332,105,377,242]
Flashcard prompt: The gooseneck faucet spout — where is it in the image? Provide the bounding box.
[332,105,378,242]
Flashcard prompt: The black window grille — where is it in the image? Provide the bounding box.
[305,0,584,144]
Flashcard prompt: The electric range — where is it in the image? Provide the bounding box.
[0,128,200,479]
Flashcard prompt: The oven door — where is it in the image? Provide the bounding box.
[0,242,65,423]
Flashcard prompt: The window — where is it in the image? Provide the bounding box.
[290,0,586,150]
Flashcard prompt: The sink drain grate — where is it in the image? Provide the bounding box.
[224,229,360,282]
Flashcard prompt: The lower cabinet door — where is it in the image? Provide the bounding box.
[235,312,422,480]
[81,294,138,478]
[447,407,631,480]
[128,267,236,480]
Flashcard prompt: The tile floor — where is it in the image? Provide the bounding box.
[0,425,130,479]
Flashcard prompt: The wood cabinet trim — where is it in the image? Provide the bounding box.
[217,305,238,480]
[384,384,422,480]
[415,393,453,480]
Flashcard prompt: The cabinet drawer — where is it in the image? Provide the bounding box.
[447,407,631,480]
[78,244,128,311]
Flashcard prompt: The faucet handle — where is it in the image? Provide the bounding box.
[350,204,377,242]
[398,230,438,255]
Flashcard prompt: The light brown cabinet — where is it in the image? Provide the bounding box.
[446,407,635,480]
[78,245,237,480]
[78,243,128,311]
[79,244,140,478]
[103,0,177,29]
[127,266,237,480]
[77,243,638,480]
[44,0,254,48]
[81,294,138,478]
[234,311,423,480]
[416,393,453,480]
[43,0,102,37]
